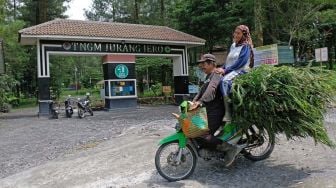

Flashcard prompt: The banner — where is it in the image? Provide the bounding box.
[254,44,279,67]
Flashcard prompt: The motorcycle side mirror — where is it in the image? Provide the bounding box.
[68,95,71,97]
[86,92,90,96]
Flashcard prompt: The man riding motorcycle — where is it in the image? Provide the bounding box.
[191,53,242,167]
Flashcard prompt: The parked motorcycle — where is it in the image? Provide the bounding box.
[49,100,59,119]
[155,101,275,181]
[77,93,93,118]
[64,95,74,118]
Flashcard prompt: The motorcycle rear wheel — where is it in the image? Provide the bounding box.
[155,141,197,182]
[65,110,72,118]
[242,126,275,161]
[88,108,93,116]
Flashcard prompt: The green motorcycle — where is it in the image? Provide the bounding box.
[155,101,275,181]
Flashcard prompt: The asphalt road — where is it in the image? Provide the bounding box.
[0,106,335,188]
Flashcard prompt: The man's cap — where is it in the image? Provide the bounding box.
[197,53,216,63]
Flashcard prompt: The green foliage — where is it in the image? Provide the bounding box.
[0,74,18,109]
[0,20,29,80]
[136,57,173,94]
[85,0,180,25]
[49,56,103,99]
[19,0,70,25]
[173,0,231,51]
[14,97,37,108]
[232,65,336,147]
[0,0,334,109]
[136,57,171,71]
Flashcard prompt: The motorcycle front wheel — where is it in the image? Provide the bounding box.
[242,126,275,161]
[78,108,85,118]
[155,141,197,182]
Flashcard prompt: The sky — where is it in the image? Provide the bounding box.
[64,0,92,20]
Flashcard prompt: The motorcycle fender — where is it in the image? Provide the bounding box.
[158,132,187,148]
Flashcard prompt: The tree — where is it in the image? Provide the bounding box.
[85,0,180,25]
[0,20,29,87]
[172,0,252,52]
[136,57,172,93]
[85,0,121,21]
[19,0,70,25]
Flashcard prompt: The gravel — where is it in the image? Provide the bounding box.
[0,105,178,179]
[0,105,335,187]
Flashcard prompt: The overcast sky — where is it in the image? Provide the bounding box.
[65,0,92,20]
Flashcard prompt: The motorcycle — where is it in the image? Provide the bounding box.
[155,101,275,182]
[77,93,93,118]
[64,95,74,118]
[49,100,59,119]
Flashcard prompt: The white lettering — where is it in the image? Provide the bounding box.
[94,43,102,51]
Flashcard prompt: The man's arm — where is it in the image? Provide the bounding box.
[197,74,221,105]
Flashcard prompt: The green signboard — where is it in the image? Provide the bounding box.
[115,64,129,79]
[278,46,294,64]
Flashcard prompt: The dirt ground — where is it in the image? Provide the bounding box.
[0,106,336,188]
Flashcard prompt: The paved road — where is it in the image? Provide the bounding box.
[0,106,335,187]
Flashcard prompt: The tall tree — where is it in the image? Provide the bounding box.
[19,0,70,25]
[13,0,71,97]
[85,0,122,21]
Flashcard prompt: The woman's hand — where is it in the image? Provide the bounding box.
[215,67,225,74]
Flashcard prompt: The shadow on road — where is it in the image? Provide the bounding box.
[144,157,317,187]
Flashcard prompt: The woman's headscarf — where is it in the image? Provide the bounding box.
[235,25,254,68]
[235,25,253,48]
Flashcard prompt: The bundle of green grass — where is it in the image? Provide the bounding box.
[231,65,336,147]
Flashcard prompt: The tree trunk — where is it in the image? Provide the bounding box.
[13,0,16,20]
[160,0,165,25]
[254,0,264,46]
[38,0,47,24]
[134,0,139,23]
[268,0,279,43]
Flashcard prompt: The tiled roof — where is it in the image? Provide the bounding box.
[19,19,205,45]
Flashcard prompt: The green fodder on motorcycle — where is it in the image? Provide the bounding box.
[232,65,336,147]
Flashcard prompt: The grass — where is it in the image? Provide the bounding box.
[13,98,37,109]
[60,88,102,100]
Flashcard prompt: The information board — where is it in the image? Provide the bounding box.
[254,44,279,67]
